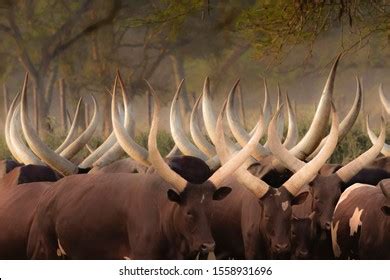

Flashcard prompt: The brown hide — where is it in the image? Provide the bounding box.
[332,182,390,259]
[0,165,59,259]
[27,173,230,259]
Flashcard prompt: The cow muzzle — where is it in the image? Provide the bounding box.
[200,242,216,254]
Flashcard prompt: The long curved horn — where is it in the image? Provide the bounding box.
[268,106,306,173]
[282,93,298,149]
[170,80,208,160]
[148,83,187,192]
[283,105,339,196]
[366,115,390,156]
[213,100,270,197]
[190,93,216,157]
[5,92,23,162]
[209,99,265,187]
[79,76,133,168]
[307,76,362,159]
[59,95,98,160]
[276,84,285,140]
[10,106,42,165]
[336,117,386,183]
[112,75,150,166]
[93,72,135,167]
[55,98,83,154]
[263,78,272,127]
[20,73,78,175]
[226,80,269,160]
[166,145,182,157]
[289,54,341,159]
[379,84,390,115]
[202,77,218,144]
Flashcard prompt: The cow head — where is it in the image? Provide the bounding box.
[167,182,231,257]
[308,174,342,231]
[379,181,390,216]
[258,187,308,259]
[291,211,316,259]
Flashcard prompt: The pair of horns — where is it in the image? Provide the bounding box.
[18,73,98,175]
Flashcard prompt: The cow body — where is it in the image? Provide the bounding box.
[27,173,228,259]
[331,182,390,259]
[0,165,59,259]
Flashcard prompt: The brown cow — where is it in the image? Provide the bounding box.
[267,108,386,259]
[0,165,59,259]
[331,180,390,259]
[26,89,262,259]
[207,102,339,259]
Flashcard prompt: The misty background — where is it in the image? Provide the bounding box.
[1,0,390,137]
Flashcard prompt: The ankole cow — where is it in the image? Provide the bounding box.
[0,165,59,259]
[207,101,339,259]
[26,86,264,260]
[267,106,386,259]
[331,180,390,259]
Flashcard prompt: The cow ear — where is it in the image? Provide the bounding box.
[213,187,232,201]
[167,189,181,204]
[291,191,309,206]
[381,205,390,216]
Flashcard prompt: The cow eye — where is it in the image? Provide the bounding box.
[186,211,194,217]
[291,231,296,238]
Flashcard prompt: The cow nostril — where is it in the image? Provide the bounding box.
[200,242,215,252]
[275,243,289,251]
[324,222,331,230]
[298,249,309,257]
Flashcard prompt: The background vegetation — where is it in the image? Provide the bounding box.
[1,0,390,165]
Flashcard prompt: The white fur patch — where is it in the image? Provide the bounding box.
[200,194,205,204]
[281,201,289,211]
[275,189,281,196]
[335,183,368,211]
[57,239,67,257]
[124,256,131,260]
[349,207,363,236]
[331,221,341,258]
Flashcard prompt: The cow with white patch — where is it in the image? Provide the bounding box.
[331,180,390,259]
[207,102,339,259]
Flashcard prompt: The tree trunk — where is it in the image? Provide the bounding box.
[58,78,67,134]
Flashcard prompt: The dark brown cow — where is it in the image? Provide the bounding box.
[331,180,390,259]
[26,90,261,260]
[290,211,316,259]
[0,165,59,259]
[266,107,386,259]
[207,102,339,260]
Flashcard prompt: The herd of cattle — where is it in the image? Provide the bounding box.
[0,55,389,260]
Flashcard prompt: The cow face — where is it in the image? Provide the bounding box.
[291,212,316,259]
[309,175,342,231]
[258,187,308,259]
[167,182,231,258]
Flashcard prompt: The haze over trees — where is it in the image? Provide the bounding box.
[0,0,390,136]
